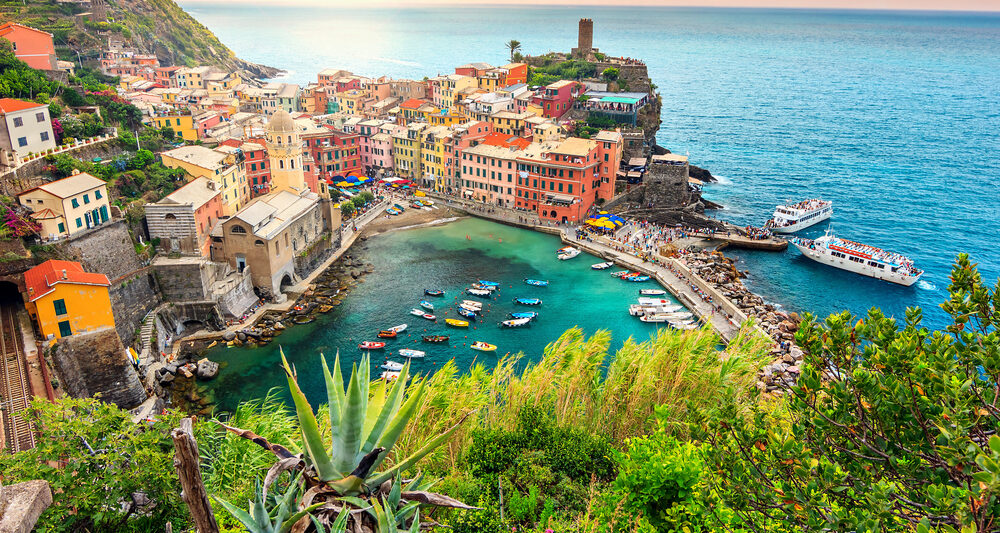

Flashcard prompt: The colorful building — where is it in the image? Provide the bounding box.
[151,113,196,141]
[429,74,477,111]
[0,98,56,159]
[160,145,249,215]
[459,141,522,206]
[392,123,426,178]
[533,80,584,119]
[18,172,112,240]
[23,260,114,341]
[154,66,183,88]
[0,23,57,71]
[145,177,224,256]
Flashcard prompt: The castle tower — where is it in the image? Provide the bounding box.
[265,110,305,194]
[578,18,593,55]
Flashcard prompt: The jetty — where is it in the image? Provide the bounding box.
[689,227,788,252]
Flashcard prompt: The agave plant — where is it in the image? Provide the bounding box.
[214,473,322,533]
[219,351,475,532]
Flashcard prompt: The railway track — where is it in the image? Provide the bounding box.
[0,302,36,453]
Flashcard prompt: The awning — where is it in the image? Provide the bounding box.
[463,189,474,197]
[544,193,576,205]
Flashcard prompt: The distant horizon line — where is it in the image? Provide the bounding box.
[176,0,1000,14]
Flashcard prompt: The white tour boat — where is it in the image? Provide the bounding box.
[790,231,923,286]
[764,199,833,234]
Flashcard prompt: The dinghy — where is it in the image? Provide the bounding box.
[421,313,436,321]
[389,324,408,333]
[478,280,501,287]
[524,279,549,287]
[358,341,386,350]
[419,300,434,311]
[471,283,496,292]
[422,335,449,343]
[470,341,497,352]
[627,275,651,282]
[399,349,426,358]
[459,303,481,313]
[461,300,483,310]
[509,311,537,319]
[501,317,531,328]
[457,308,477,320]
[445,319,469,328]
[424,289,445,297]
[557,248,581,260]
[638,297,673,305]
[592,262,614,270]
[381,361,404,371]
[380,371,401,381]
[410,308,426,316]
[377,330,397,339]
[514,298,542,306]
[640,289,667,296]
[467,288,491,297]
[610,271,630,277]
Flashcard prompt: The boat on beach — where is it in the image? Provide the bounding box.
[359,341,386,350]
[422,335,449,343]
[446,318,469,328]
[509,311,538,319]
[467,288,492,297]
[386,207,401,216]
[377,330,397,339]
[381,360,404,371]
[764,199,833,234]
[524,279,549,286]
[501,317,531,328]
[790,231,923,286]
[419,300,434,310]
[592,262,614,270]
[640,289,667,296]
[471,341,497,352]
[514,298,542,306]
[399,349,426,358]
[424,289,445,297]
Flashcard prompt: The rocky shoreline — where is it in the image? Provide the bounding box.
[677,250,803,394]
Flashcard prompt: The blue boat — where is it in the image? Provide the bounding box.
[514,298,542,306]
[478,280,501,287]
[424,289,445,297]
[457,308,477,320]
[509,311,538,319]
[524,279,549,287]
[628,276,651,282]
[419,300,434,311]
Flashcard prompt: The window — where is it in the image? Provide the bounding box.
[17,137,27,147]
[71,198,79,208]
[13,117,23,127]
[75,217,82,228]
[83,194,90,204]
[53,299,67,316]
[57,222,65,233]
[231,225,247,234]
[95,189,102,199]
[40,131,49,142]
[58,320,72,337]
[36,112,45,123]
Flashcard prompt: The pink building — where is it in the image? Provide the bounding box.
[533,80,584,119]
[459,139,521,207]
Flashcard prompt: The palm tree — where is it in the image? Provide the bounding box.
[506,39,522,61]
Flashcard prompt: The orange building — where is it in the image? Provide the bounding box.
[23,260,115,341]
[0,23,57,71]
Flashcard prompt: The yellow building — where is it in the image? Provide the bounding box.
[419,126,450,191]
[334,89,369,116]
[151,114,197,141]
[490,111,532,136]
[18,171,112,240]
[161,145,249,215]
[428,110,464,127]
[391,123,426,178]
[24,260,114,341]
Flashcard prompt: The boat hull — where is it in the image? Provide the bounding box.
[792,242,921,286]
[770,207,833,233]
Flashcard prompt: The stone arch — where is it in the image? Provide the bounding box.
[164,213,177,220]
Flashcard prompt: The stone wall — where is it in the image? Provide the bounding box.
[0,138,125,195]
[217,268,256,317]
[50,327,147,409]
[152,258,256,317]
[293,231,336,279]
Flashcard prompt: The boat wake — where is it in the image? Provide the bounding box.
[917,280,937,291]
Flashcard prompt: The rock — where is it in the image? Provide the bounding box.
[222,331,236,341]
[236,331,247,342]
[0,480,53,533]
[782,353,796,364]
[159,373,175,385]
[164,363,178,374]
[274,321,286,330]
[196,358,220,380]
[786,365,801,374]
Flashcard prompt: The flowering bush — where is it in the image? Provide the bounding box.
[2,206,41,239]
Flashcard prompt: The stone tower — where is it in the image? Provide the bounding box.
[265,110,305,194]
[578,18,593,54]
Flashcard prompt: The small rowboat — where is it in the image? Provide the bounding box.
[524,279,548,287]
[592,262,614,270]
[501,317,531,328]
[471,341,497,352]
[640,289,667,296]
[627,275,651,282]
[557,249,581,260]
[457,308,477,320]
[377,330,397,339]
[445,318,469,328]
[410,308,426,316]
[514,298,542,306]
[381,360,404,371]
[471,283,496,292]
[461,300,483,310]
[478,280,501,287]
[421,313,436,321]
[420,300,434,311]
[638,298,673,305]
[380,371,401,380]
[424,289,445,297]
[386,208,401,216]
[622,272,642,278]
[509,311,537,319]
[459,303,481,313]
[359,341,386,350]
[399,349,426,358]
[422,335,449,343]
[389,324,408,333]
[393,203,406,211]
[467,288,491,297]
[610,271,630,277]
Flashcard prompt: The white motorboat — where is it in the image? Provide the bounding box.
[399,349,426,359]
[467,288,492,297]
[380,371,401,380]
[610,270,630,277]
[460,300,483,311]
[409,308,425,316]
[638,297,673,305]
[389,324,407,333]
[764,199,833,234]
[592,262,614,270]
[381,361,404,371]
[459,303,481,313]
[628,304,683,316]
[639,289,666,296]
[639,315,670,323]
[558,248,581,260]
[790,231,923,286]
[501,317,531,328]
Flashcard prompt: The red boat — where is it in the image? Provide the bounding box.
[358,341,386,350]
[377,330,397,339]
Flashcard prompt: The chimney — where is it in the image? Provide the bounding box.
[62,269,68,280]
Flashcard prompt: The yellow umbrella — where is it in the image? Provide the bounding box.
[586,218,615,229]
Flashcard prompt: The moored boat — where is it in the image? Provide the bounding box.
[524,279,549,286]
[459,303,481,313]
[419,300,434,311]
[640,289,667,296]
[389,324,408,333]
[467,288,492,297]
[422,335,449,343]
[509,311,538,319]
[399,349,426,358]
[478,280,501,287]
[377,330,397,339]
[592,262,614,270]
[627,275,651,282]
[424,289,445,297]
[557,248,581,260]
[461,300,483,310]
[501,317,531,328]
[380,371,401,380]
[471,341,497,352]
[381,360,404,371]
[471,283,496,292]
[790,231,923,286]
[421,313,436,321]
[457,307,477,320]
[764,199,833,234]
[610,270,630,278]
[629,304,683,316]
[638,297,673,305]
[359,341,386,350]
[445,318,469,328]
[410,308,425,316]
[514,298,542,306]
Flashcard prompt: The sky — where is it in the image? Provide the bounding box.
[177,0,1000,12]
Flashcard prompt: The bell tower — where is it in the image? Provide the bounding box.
[265,110,305,194]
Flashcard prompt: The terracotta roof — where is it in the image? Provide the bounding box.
[0,98,45,114]
[28,208,59,220]
[24,260,110,302]
[400,98,426,109]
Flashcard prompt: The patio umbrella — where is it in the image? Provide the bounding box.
[586,218,616,229]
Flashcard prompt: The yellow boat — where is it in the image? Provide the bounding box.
[445,318,469,328]
[471,341,497,352]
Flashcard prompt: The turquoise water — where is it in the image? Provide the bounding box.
[178,4,1000,331]
[203,218,676,411]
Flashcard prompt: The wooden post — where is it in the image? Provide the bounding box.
[171,417,219,533]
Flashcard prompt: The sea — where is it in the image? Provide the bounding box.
[179,4,1000,404]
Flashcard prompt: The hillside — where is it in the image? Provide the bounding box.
[0,0,279,78]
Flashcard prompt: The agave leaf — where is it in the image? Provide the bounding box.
[278,502,324,533]
[369,380,427,474]
[334,362,366,475]
[214,496,260,532]
[408,508,420,533]
[263,458,304,502]
[384,497,397,532]
[339,495,376,518]
[369,411,473,488]
[252,481,270,529]
[394,501,420,524]
[282,351,338,481]
[322,353,345,439]
[364,378,387,443]
[387,476,402,508]
[361,362,410,455]
[371,498,392,533]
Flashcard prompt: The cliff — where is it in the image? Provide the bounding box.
[0,0,279,78]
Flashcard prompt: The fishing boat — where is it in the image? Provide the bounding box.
[380,371,401,381]
[524,279,549,286]
[514,298,542,306]
[461,300,483,310]
[501,317,531,328]
[478,280,501,287]
[764,199,833,234]
[557,248,581,260]
[399,349,426,359]
[377,330,397,339]
[790,231,923,286]
[424,289,445,297]
[610,270,630,278]
[592,262,614,270]
[467,288,492,297]
[457,308,477,320]
[358,341,386,350]
[509,311,538,319]
[389,324,408,333]
[409,308,426,316]
[419,300,434,311]
[445,318,469,328]
[422,335,449,343]
[471,341,497,352]
[627,275,651,282]
[471,283,497,292]
[638,297,674,305]
[381,361,404,371]
[640,289,667,296]
[421,313,436,321]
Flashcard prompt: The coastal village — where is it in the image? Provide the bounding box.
[0,16,802,458]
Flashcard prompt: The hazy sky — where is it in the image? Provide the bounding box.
[178,0,1000,12]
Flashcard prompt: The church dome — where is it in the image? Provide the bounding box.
[266,110,296,134]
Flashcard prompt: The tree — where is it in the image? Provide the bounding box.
[340,202,356,217]
[61,87,87,108]
[602,67,620,82]
[699,254,1000,532]
[506,39,522,61]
